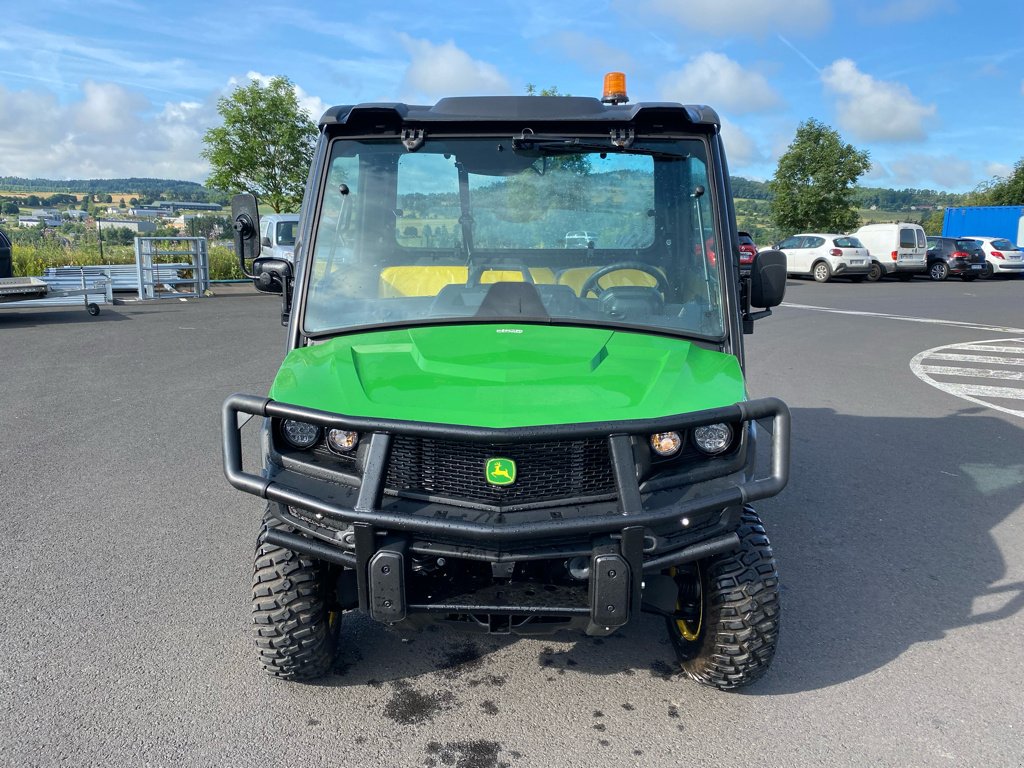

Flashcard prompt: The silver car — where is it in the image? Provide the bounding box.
[775,233,872,283]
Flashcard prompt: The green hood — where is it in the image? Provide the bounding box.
[269,324,745,428]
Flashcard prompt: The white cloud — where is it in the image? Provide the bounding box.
[641,0,830,35]
[719,117,764,169]
[865,162,891,182]
[984,161,1012,180]
[0,81,214,180]
[821,59,936,141]
[885,154,974,190]
[398,37,510,101]
[661,53,780,113]
[73,81,148,136]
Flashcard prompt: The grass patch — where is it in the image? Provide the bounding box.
[10,241,245,280]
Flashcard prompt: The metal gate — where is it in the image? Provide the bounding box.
[133,237,210,300]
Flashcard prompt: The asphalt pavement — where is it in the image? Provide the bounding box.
[1,276,1022,768]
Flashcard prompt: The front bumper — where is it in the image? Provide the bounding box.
[223,395,790,634]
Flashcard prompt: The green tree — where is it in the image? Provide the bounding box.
[1,201,18,215]
[921,208,945,235]
[201,76,317,213]
[769,118,871,234]
[971,157,1024,205]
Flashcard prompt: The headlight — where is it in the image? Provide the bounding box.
[326,428,359,454]
[693,423,733,455]
[281,419,320,449]
[650,431,682,457]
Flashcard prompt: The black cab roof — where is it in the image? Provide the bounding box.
[320,96,721,132]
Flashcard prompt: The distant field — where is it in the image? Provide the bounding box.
[0,189,140,202]
[855,208,928,224]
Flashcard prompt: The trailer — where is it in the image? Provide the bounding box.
[0,229,111,316]
[0,273,111,316]
[942,205,1024,246]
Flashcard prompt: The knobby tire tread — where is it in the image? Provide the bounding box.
[679,508,780,690]
[252,509,336,680]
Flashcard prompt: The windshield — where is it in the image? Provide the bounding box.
[991,238,1016,250]
[304,135,724,340]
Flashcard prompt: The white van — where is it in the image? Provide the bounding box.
[260,214,300,263]
[853,222,928,281]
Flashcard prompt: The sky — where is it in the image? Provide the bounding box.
[1,0,1022,193]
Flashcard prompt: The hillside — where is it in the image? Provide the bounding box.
[0,176,219,202]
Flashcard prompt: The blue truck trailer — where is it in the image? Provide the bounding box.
[942,205,1024,246]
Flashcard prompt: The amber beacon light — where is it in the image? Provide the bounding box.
[601,72,628,104]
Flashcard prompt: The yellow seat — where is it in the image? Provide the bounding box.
[557,266,660,296]
[378,266,556,298]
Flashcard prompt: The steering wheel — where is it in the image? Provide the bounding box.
[579,261,670,298]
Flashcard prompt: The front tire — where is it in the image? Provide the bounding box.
[866,262,883,282]
[981,263,994,279]
[929,262,949,281]
[252,508,337,680]
[665,508,780,690]
[812,262,831,283]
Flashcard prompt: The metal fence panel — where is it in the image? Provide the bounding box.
[133,237,210,300]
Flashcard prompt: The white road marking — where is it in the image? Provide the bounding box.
[950,384,1024,399]
[926,353,1024,367]
[919,366,1024,381]
[948,344,1024,354]
[781,302,1024,334]
[911,337,1024,417]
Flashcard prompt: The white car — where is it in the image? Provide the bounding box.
[774,233,872,282]
[260,214,300,263]
[963,236,1024,278]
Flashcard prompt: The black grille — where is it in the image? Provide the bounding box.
[385,436,616,509]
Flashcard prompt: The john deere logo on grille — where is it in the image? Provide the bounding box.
[485,458,516,486]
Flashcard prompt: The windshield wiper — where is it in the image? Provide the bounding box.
[511,135,688,161]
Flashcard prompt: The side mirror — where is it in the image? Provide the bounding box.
[231,193,261,278]
[261,236,272,247]
[252,257,292,295]
[750,250,787,308]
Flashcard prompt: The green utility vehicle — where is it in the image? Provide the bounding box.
[223,80,790,689]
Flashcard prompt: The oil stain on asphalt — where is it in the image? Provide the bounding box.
[383,680,455,725]
[423,740,515,768]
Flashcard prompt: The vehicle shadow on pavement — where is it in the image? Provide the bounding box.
[305,406,1023,695]
[322,610,676,689]
[746,406,1024,695]
[0,308,131,326]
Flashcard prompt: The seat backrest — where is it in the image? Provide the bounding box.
[379,266,556,297]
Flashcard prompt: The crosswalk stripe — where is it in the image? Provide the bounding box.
[919,365,1024,381]
[925,353,1024,367]
[911,337,1024,417]
[932,383,1024,400]
[952,344,1024,355]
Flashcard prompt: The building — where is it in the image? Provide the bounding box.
[19,215,61,227]
[96,219,157,234]
[153,201,223,213]
[127,207,172,219]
